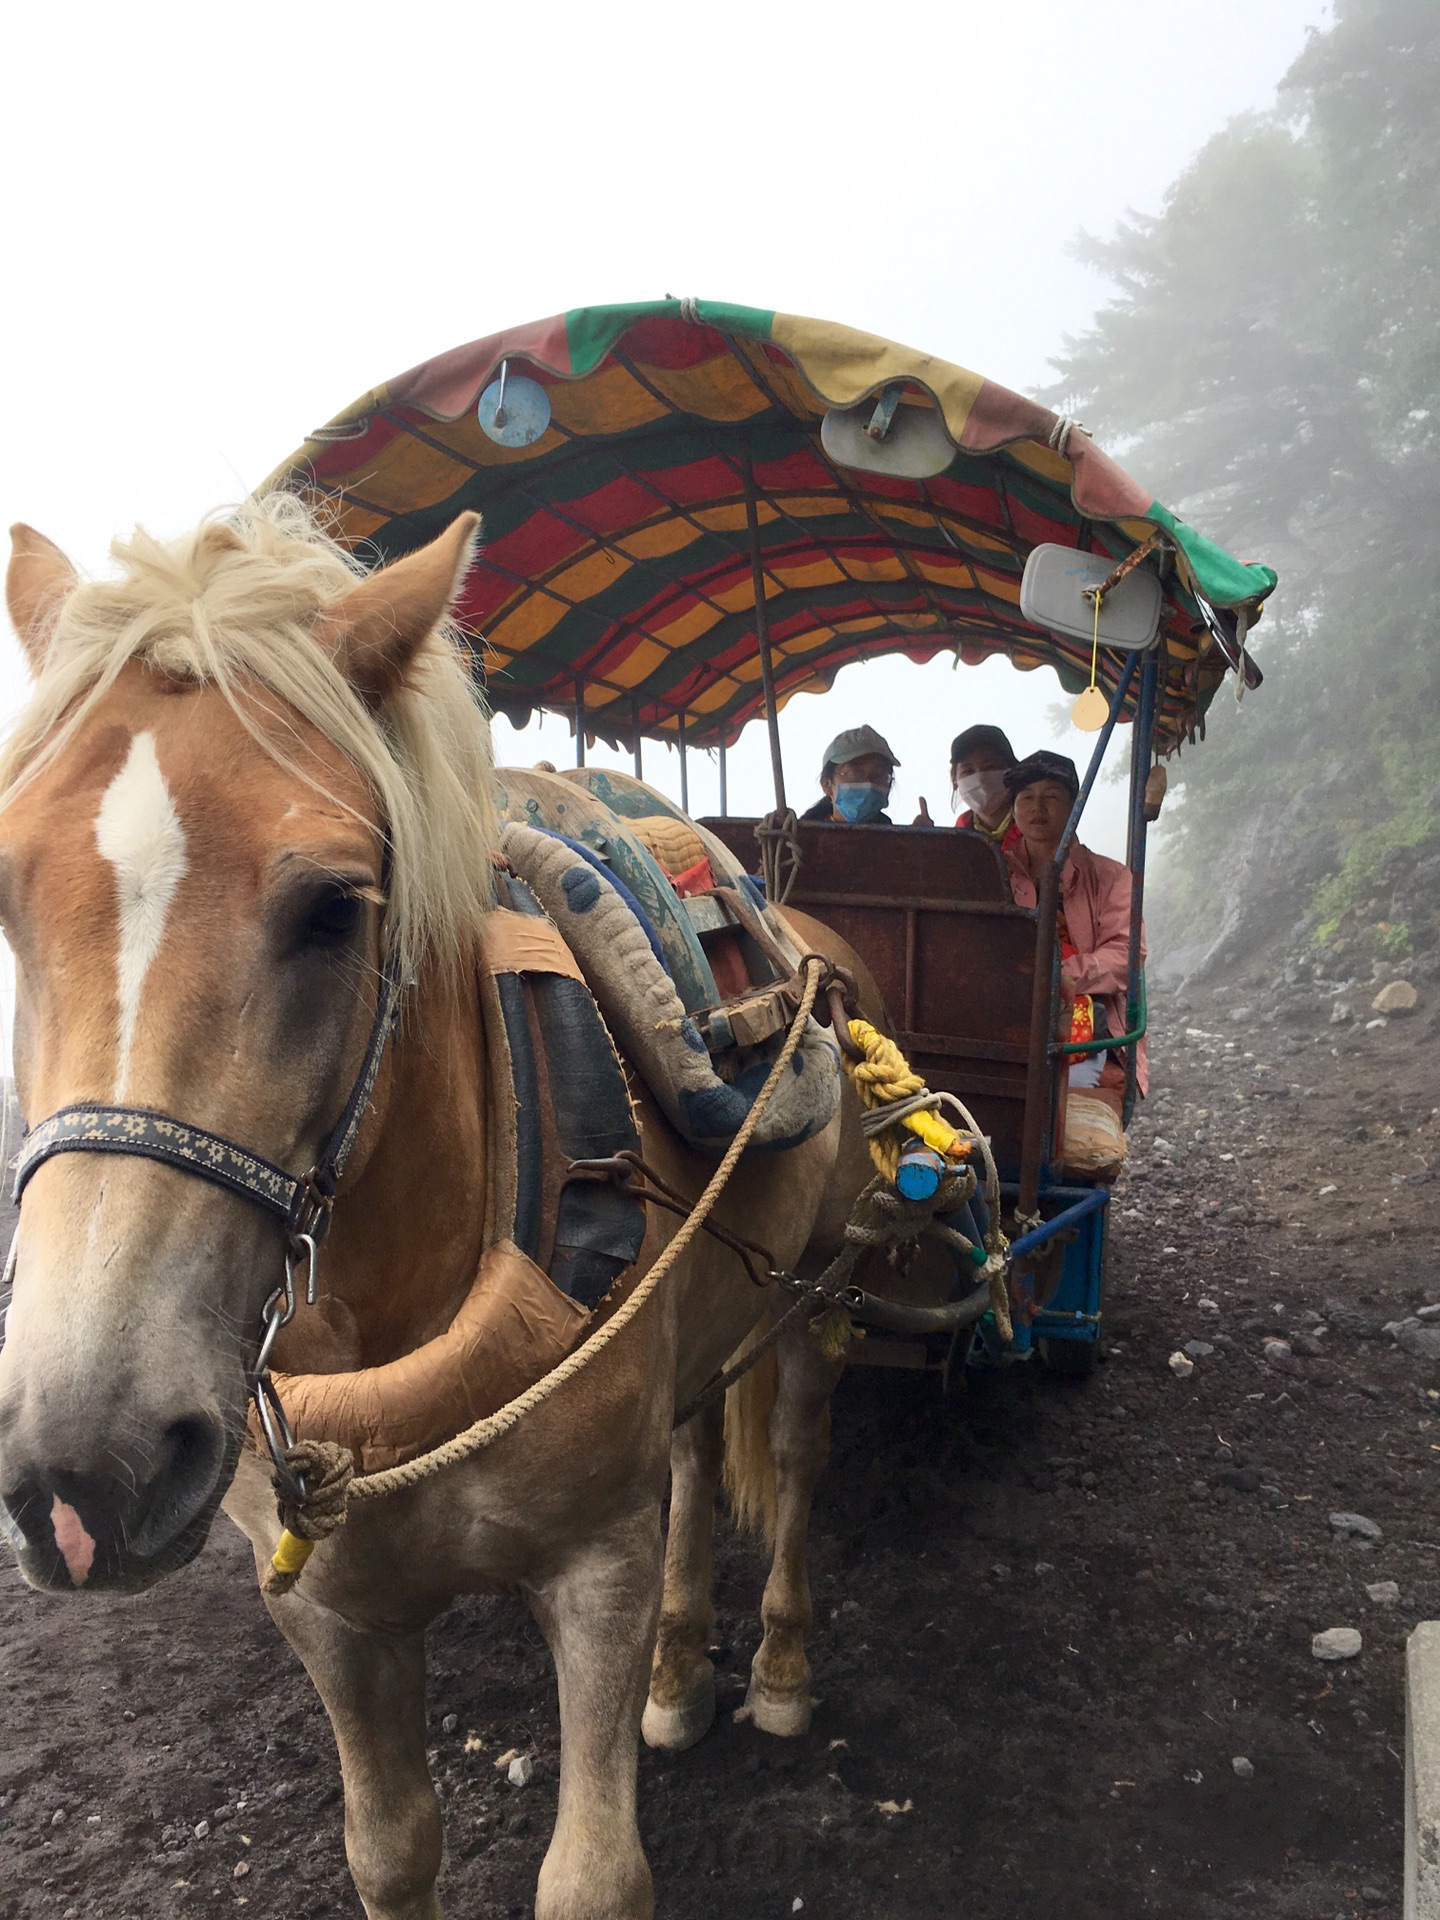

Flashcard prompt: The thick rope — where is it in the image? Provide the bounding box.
[754,808,803,905]
[266,959,827,1541]
[258,1439,355,1597]
[841,1025,1012,1342]
[842,1020,973,1184]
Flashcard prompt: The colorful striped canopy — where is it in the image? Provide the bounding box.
[265,300,1275,753]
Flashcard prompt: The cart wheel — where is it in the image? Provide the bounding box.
[1039,1335,1097,1380]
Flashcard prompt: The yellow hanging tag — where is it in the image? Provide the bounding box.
[1070,584,1108,731]
[1071,686,1109,730]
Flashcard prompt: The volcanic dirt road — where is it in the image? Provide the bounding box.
[2,985,1438,1919]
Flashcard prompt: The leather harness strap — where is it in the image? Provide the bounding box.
[12,952,407,1247]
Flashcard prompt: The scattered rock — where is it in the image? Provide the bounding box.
[1231,1756,1255,1780]
[1197,1297,1220,1312]
[1263,1340,1305,1377]
[1329,1512,1383,1543]
[440,1713,458,1734]
[1168,1351,1195,1378]
[1183,1340,1215,1359]
[1416,1304,1440,1323]
[1395,1320,1440,1361]
[1366,1017,1388,1031]
[507,1753,535,1789]
[233,1862,250,1881]
[1372,980,1418,1015]
[193,1819,210,1839]
[1312,1627,1363,1661]
[1365,1581,1400,1607]
[1330,1002,1354,1025]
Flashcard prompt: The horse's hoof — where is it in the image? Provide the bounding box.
[736,1680,812,1738]
[641,1675,715,1751]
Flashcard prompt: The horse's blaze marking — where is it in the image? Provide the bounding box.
[94,731,188,1101]
[50,1496,95,1586]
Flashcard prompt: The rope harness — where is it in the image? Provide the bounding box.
[838,1021,1011,1341]
[256,954,833,1593]
[9,917,1012,1598]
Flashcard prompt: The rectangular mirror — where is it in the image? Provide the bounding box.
[1019,542,1163,650]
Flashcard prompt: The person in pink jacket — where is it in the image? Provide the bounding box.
[1000,751,1147,1108]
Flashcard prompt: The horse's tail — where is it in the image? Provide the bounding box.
[722,1322,779,1548]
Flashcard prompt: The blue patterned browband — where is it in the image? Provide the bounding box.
[12,1107,303,1224]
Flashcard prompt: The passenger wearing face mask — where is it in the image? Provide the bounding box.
[949,724,1021,849]
[800,726,898,825]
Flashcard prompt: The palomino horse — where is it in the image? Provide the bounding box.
[0,498,876,1920]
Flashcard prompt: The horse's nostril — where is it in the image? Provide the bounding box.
[128,1414,226,1557]
[1,1476,52,1551]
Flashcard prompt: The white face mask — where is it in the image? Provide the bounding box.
[952,770,1010,819]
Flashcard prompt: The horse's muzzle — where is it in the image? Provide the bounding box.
[0,1412,233,1592]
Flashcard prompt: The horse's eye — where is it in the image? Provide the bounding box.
[301,887,363,948]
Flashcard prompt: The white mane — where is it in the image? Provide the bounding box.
[0,492,499,981]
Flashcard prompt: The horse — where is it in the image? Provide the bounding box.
[0,496,880,1920]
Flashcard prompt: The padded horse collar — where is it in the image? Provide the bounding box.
[11,953,406,1247]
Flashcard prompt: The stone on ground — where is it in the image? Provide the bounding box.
[1372,979,1418,1014]
[1312,1627,1363,1660]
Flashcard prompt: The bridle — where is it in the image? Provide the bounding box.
[8,946,407,1503]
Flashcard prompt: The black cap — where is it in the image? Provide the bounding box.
[949,724,1017,768]
[1004,750,1079,800]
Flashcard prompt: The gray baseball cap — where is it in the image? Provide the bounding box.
[820,725,899,771]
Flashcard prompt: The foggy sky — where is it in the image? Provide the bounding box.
[1,0,1329,851]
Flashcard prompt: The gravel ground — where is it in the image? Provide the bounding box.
[1,983,1438,1919]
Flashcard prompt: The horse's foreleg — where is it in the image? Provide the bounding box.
[642,1393,725,1751]
[743,1325,844,1737]
[525,1506,660,1920]
[263,1590,442,1920]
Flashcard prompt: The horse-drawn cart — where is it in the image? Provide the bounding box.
[0,298,1279,1920]
[268,297,1274,1379]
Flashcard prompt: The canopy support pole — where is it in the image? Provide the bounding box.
[632,696,643,780]
[744,453,801,901]
[1122,645,1160,1123]
[677,713,689,814]
[718,738,728,816]
[743,455,786,814]
[574,678,585,768]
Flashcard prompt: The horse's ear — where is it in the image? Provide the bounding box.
[319,512,481,707]
[7,525,80,672]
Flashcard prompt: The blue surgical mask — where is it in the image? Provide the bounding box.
[833,782,888,824]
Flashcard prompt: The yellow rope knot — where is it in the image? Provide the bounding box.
[259,1438,355,1598]
[841,1019,972,1183]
